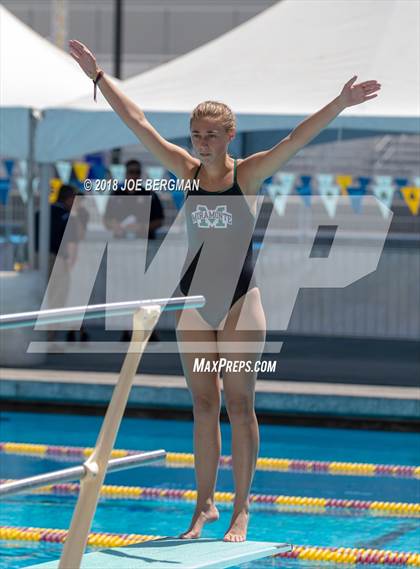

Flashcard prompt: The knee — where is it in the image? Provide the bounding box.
[225,396,255,423]
[192,394,221,417]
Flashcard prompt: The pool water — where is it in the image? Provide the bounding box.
[0,411,419,568]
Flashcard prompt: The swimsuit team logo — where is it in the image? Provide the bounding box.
[191,205,233,228]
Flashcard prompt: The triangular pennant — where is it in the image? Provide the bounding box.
[56,161,72,183]
[266,185,288,216]
[374,175,393,186]
[18,160,27,176]
[32,176,39,192]
[274,172,296,189]
[347,185,367,213]
[295,175,312,207]
[0,178,11,205]
[3,159,14,178]
[372,176,394,219]
[394,177,409,199]
[93,194,110,216]
[16,177,28,203]
[171,191,185,210]
[394,177,409,188]
[336,174,353,195]
[268,173,296,216]
[357,176,371,188]
[85,153,103,166]
[109,164,126,182]
[401,187,420,215]
[73,161,90,182]
[49,178,63,203]
[89,163,107,180]
[316,174,340,218]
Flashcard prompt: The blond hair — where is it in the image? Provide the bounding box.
[190,101,236,133]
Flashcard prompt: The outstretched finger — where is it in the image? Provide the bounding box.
[69,45,84,56]
[69,52,80,62]
[364,94,378,101]
[363,85,380,93]
[69,41,86,55]
[345,75,358,87]
[69,39,85,49]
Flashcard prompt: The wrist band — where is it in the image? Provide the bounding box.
[93,70,104,102]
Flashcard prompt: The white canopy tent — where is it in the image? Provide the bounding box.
[37,0,420,162]
[0,4,117,273]
[0,4,102,159]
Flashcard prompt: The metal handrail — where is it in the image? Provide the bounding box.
[0,295,205,568]
[0,450,166,497]
[0,295,205,329]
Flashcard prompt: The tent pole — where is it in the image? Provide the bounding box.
[26,109,38,269]
[39,163,52,290]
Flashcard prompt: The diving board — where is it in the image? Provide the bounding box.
[26,538,292,569]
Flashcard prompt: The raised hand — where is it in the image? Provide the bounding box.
[339,76,381,108]
[69,39,100,80]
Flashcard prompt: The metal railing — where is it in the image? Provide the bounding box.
[0,451,166,497]
[0,295,205,569]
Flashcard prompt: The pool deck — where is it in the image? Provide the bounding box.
[1,367,419,421]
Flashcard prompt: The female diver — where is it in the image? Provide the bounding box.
[69,38,380,542]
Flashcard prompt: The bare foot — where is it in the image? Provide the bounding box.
[179,504,219,539]
[223,508,249,542]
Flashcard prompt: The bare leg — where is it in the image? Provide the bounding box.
[176,308,221,539]
[217,288,266,542]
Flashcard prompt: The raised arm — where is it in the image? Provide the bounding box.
[69,40,197,178]
[240,76,381,191]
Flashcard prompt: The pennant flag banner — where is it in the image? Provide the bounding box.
[295,175,312,207]
[261,176,273,194]
[86,154,106,181]
[3,159,14,178]
[16,177,28,203]
[73,161,90,182]
[167,172,184,209]
[393,177,409,200]
[275,172,296,189]
[401,187,420,216]
[88,163,107,180]
[347,184,367,214]
[93,194,110,216]
[372,176,394,219]
[267,172,296,216]
[109,163,126,182]
[394,177,409,188]
[55,161,72,184]
[0,178,11,205]
[18,160,27,177]
[358,176,371,188]
[49,178,63,203]
[336,174,353,195]
[32,177,39,192]
[85,153,103,166]
[316,174,340,218]
[171,191,185,210]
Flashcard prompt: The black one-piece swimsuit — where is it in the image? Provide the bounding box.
[179,159,257,328]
